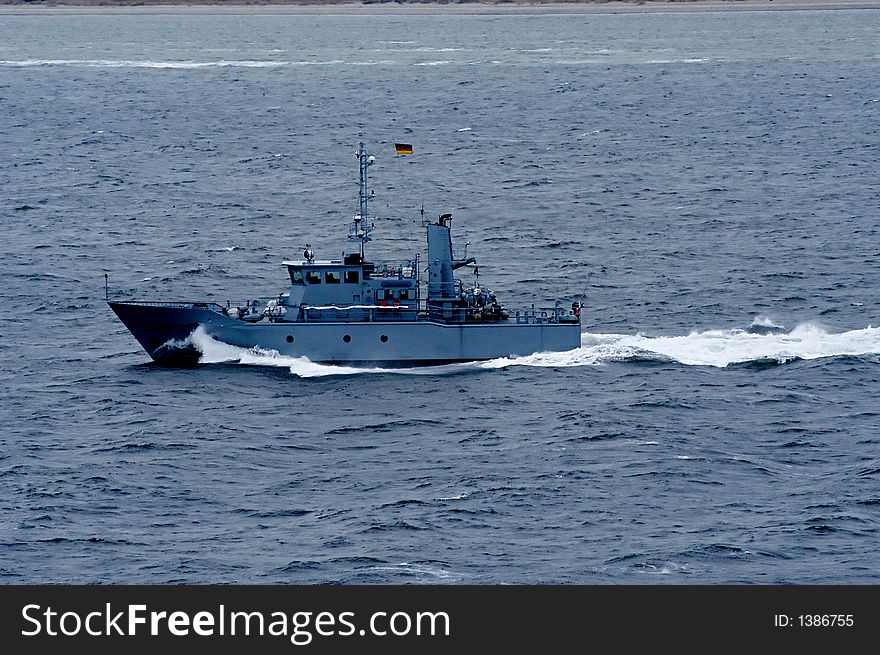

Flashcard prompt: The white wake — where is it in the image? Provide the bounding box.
[482,323,880,370]
[186,322,880,378]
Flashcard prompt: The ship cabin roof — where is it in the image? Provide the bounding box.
[283,259,343,267]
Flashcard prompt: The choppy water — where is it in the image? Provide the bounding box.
[2,9,879,584]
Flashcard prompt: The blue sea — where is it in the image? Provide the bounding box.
[1,8,879,584]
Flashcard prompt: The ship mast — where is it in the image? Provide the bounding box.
[348,141,374,258]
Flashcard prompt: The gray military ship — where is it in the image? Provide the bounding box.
[108,142,582,366]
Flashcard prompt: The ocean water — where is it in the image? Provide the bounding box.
[1,9,879,584]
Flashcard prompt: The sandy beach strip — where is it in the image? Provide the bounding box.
[2,1,880,16]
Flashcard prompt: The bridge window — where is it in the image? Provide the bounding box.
[325,271,340,284]
[399,289,410,300]
[290,269,304,285]
[344,270,359,284]
[305,271,321,284]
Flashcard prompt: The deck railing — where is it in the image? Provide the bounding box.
[365,262,418,280]
[112,299,578,325]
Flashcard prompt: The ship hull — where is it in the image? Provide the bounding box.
[109,301,581,366]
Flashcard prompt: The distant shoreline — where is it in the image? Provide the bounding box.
[3,1,880,16]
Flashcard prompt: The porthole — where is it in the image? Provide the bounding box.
[343,335,351,343]
[286,335,294,343]
[380,335,388,343]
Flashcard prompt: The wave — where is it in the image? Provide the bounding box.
[191,327,380,377]
[747,315,786,335]
[186,321,880,377]
[644,58,711,65]
[485,323,880,370]
[0,59,336,69]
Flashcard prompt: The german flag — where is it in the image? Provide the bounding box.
[394,143,414,156]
